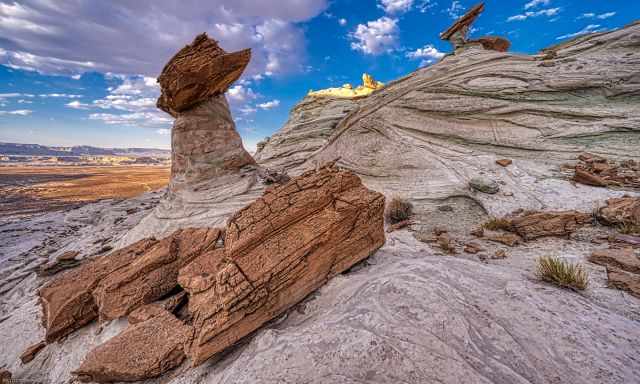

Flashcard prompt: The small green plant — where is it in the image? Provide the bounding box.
[482,217,512,231]
[536,256,588,291]
[385,197,413,224]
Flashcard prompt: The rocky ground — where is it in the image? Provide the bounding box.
[1,19,640,384]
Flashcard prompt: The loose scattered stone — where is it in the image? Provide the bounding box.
[470,227,484,237]
[20,341,46,364]
[469,176,500,194]
[37,251,81,276]
[387,220,412,233]
[573,154,640,189]
[485,232,523,247]
[597,197,640,228]
[464,242,483,254]
[438,205,453,212]
[496,159,512,167]
[509,210,593,241]
[493,249,507,259]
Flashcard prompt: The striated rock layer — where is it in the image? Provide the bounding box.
[180,164,386,365]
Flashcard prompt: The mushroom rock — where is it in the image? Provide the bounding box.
[120,34,261,246]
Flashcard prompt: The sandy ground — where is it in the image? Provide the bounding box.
[0,165,169,217]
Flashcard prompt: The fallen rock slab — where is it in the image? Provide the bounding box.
[181,164,385,366]
[485,232,522,247]
[589,248,640,274]
[93,228,221,321]
[37,251,81,276]
[597,197,640,228]
[39,238,158,342]
[606,268,640,298]
[74,309,192,383]
[508,210,593,241]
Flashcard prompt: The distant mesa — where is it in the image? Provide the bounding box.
[308,73,384,99]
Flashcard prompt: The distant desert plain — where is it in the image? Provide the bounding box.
[0,165,170,217]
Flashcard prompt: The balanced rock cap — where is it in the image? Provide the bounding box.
[156,33,251,116]
[440,2,484,41]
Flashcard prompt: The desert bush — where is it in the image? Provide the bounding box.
[535,256,588,291]
[618,223,640,235]
[385,197,413,224]
[482,217,512,231]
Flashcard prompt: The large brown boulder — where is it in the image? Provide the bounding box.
[597,197,640,228]
[74,308,192,383]
[508,211,593,240]
[39,238,157,342]
[93,228,221,321]
[589,248,640,274]
[179,164,385,366]
[606,268,640,298]
[157,33,251,116]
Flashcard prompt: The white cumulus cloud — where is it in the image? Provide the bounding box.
[406,44,445,66]
[524,0,550,10]
[350,17,399,55]
[378,0,413,14]
[507,7,560,21]
[257,100,280,110]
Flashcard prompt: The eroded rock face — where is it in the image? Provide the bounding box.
[74,308,192,383]
[157,33,250,116]
[589,248,640,274]
[39,238,157,342]
[607,268,640,298]
[508,211,593,240]
[180,164,386,366]
[597,197,640,227]
[93,228,220,321]
[473,36,510,52]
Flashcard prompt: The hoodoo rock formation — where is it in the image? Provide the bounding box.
[121,34,261,244]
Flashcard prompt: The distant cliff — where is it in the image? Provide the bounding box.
[0,142,171,158]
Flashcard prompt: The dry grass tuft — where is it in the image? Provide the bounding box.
[482,217,512,231]
[535,256,588,291]
[385,197,413,224]
[618,223,640,235]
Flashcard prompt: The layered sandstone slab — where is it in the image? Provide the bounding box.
[74,309,192,383]
[157,33,250,116]
[179,164,385,366]
[93,228,221,321]
[508,211,593,240]
[39,238,157,342]
[597,197,640,228]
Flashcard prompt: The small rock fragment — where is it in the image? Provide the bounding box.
[509,210,593,241]
[496,159,512,167]
[437,205,453,212]
[470,227,484,237]
[469,176,500,194]
[437,233,456,254]
[588,248,640,274]
[0,370,11,384]
[574,168,607,187]
[597,197,640,228]
[485,232,523,247]
[387,220,412,233]
[606,268,640,298]
[20,341,46,364]
[464,242,483,254]
[493,249,507,259]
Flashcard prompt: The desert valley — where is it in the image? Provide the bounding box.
[1,2,640,384]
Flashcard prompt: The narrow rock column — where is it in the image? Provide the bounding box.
[119,34,261,245]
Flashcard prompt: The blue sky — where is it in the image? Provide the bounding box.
[0,0,637,151]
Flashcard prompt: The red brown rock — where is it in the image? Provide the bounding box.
[437,232,456,254]
[74,309,192,382]
[93,228,221,321]
[485,232,522,247]
[588,248,640,274]
[463,242,483,254]
[127,291,187,325]
[0,370,11,384]
[440,3,485,48]
[597,197,640,227]
[180,164,385,366]
[493,249,507,259]
[474,36,511,52]
[39,238,157,342]
[387,219,412,233]
[20,341,46,364]
[37,250,81,276]
[157,33,251,116]
[508,210,593,240]
[495,158,512,167]
[606,268,640,298]
[574,168,607,187]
